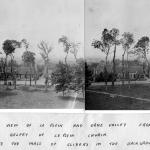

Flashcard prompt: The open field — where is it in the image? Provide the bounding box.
[86,83,150,110]
[0,85,84,109]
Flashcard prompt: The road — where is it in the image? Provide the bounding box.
[92,79,150,86]
[0,77,45,86]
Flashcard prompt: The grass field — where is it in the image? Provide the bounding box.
[0,85,84,109]
[86,84,150,110]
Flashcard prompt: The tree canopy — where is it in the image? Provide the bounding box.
[134,36,149,58]
[2,40,21,56]
[22,51,35,66]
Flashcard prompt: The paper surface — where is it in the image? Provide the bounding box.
[0,113,148,149]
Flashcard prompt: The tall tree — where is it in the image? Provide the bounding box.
[21,39,37,86]
[71,58,85,97]
[21,39,30,85]
[58,36,71,65]
[110,28,120,86]
[38,41,52,91]
[0,58,5,84]
[70,42,80,61]
[22,51,36,86]
[121,32,134,86]
[70,42,85,96]
[92,28,113,90]
[2,40,21,88]
[134,36,150,77]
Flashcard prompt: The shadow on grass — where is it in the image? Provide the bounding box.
[0,91,17,98]
[89,84,150,99]
[86,90,150,110]
[19,86,44,92]
[19,85,55,93]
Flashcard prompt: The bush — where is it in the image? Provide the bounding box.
[95,72,116,82]
[51,60,85,96]
[51,62,73,96]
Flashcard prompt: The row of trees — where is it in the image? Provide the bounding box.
[0,36,84,96]
[86,60,143,83]
[0,39,49,89]
[92,28,150,89]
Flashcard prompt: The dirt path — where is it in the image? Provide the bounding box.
[87,90,150,102]
[92,79,150,86]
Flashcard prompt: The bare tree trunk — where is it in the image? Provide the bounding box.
[82,86,85,98]
[11,55,17,89]
[5,55,8,89]
[145,57,150,78]
[45,64,48,91]
[93,68,96,82]
[25,72,27,86]
[112,44,117,86]
[13,66,17,89]
[122,54,125,86]
[34,77,37,86]
[104,66,108,91]
[10,56,13,74]
[13,78,16,89]
[30,65,32,86]
[14,75,16,89]
[142,62,145,77]
[74,53,78,63]
[65,53,68,66]
[33,63,37,87]
[104,55,108,90]
[148,63,150,78]
[126,50,130,88]
[122,48,126,86]
[45,78,48,91]
[30,74,31,86]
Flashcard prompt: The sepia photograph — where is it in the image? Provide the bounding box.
[85,0,150,110]
[0,0,84,109]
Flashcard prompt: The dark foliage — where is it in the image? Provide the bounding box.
[85,62,93,88]
[95,72,116,82]
[51,61,73,96]
[2,40,21,56]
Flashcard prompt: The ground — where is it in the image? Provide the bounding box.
[86,82,150,110]
[0,82,84,109]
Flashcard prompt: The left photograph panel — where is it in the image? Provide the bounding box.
[0,0,84,109]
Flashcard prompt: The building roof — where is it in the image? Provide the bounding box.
[95,63,144,74]
[116,65,143,74]
[17,66,34,74]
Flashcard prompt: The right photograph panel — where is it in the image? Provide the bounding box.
[85,0,150,110]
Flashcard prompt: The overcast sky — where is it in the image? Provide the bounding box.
[85,0,150,61]
[0,0,84,63]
